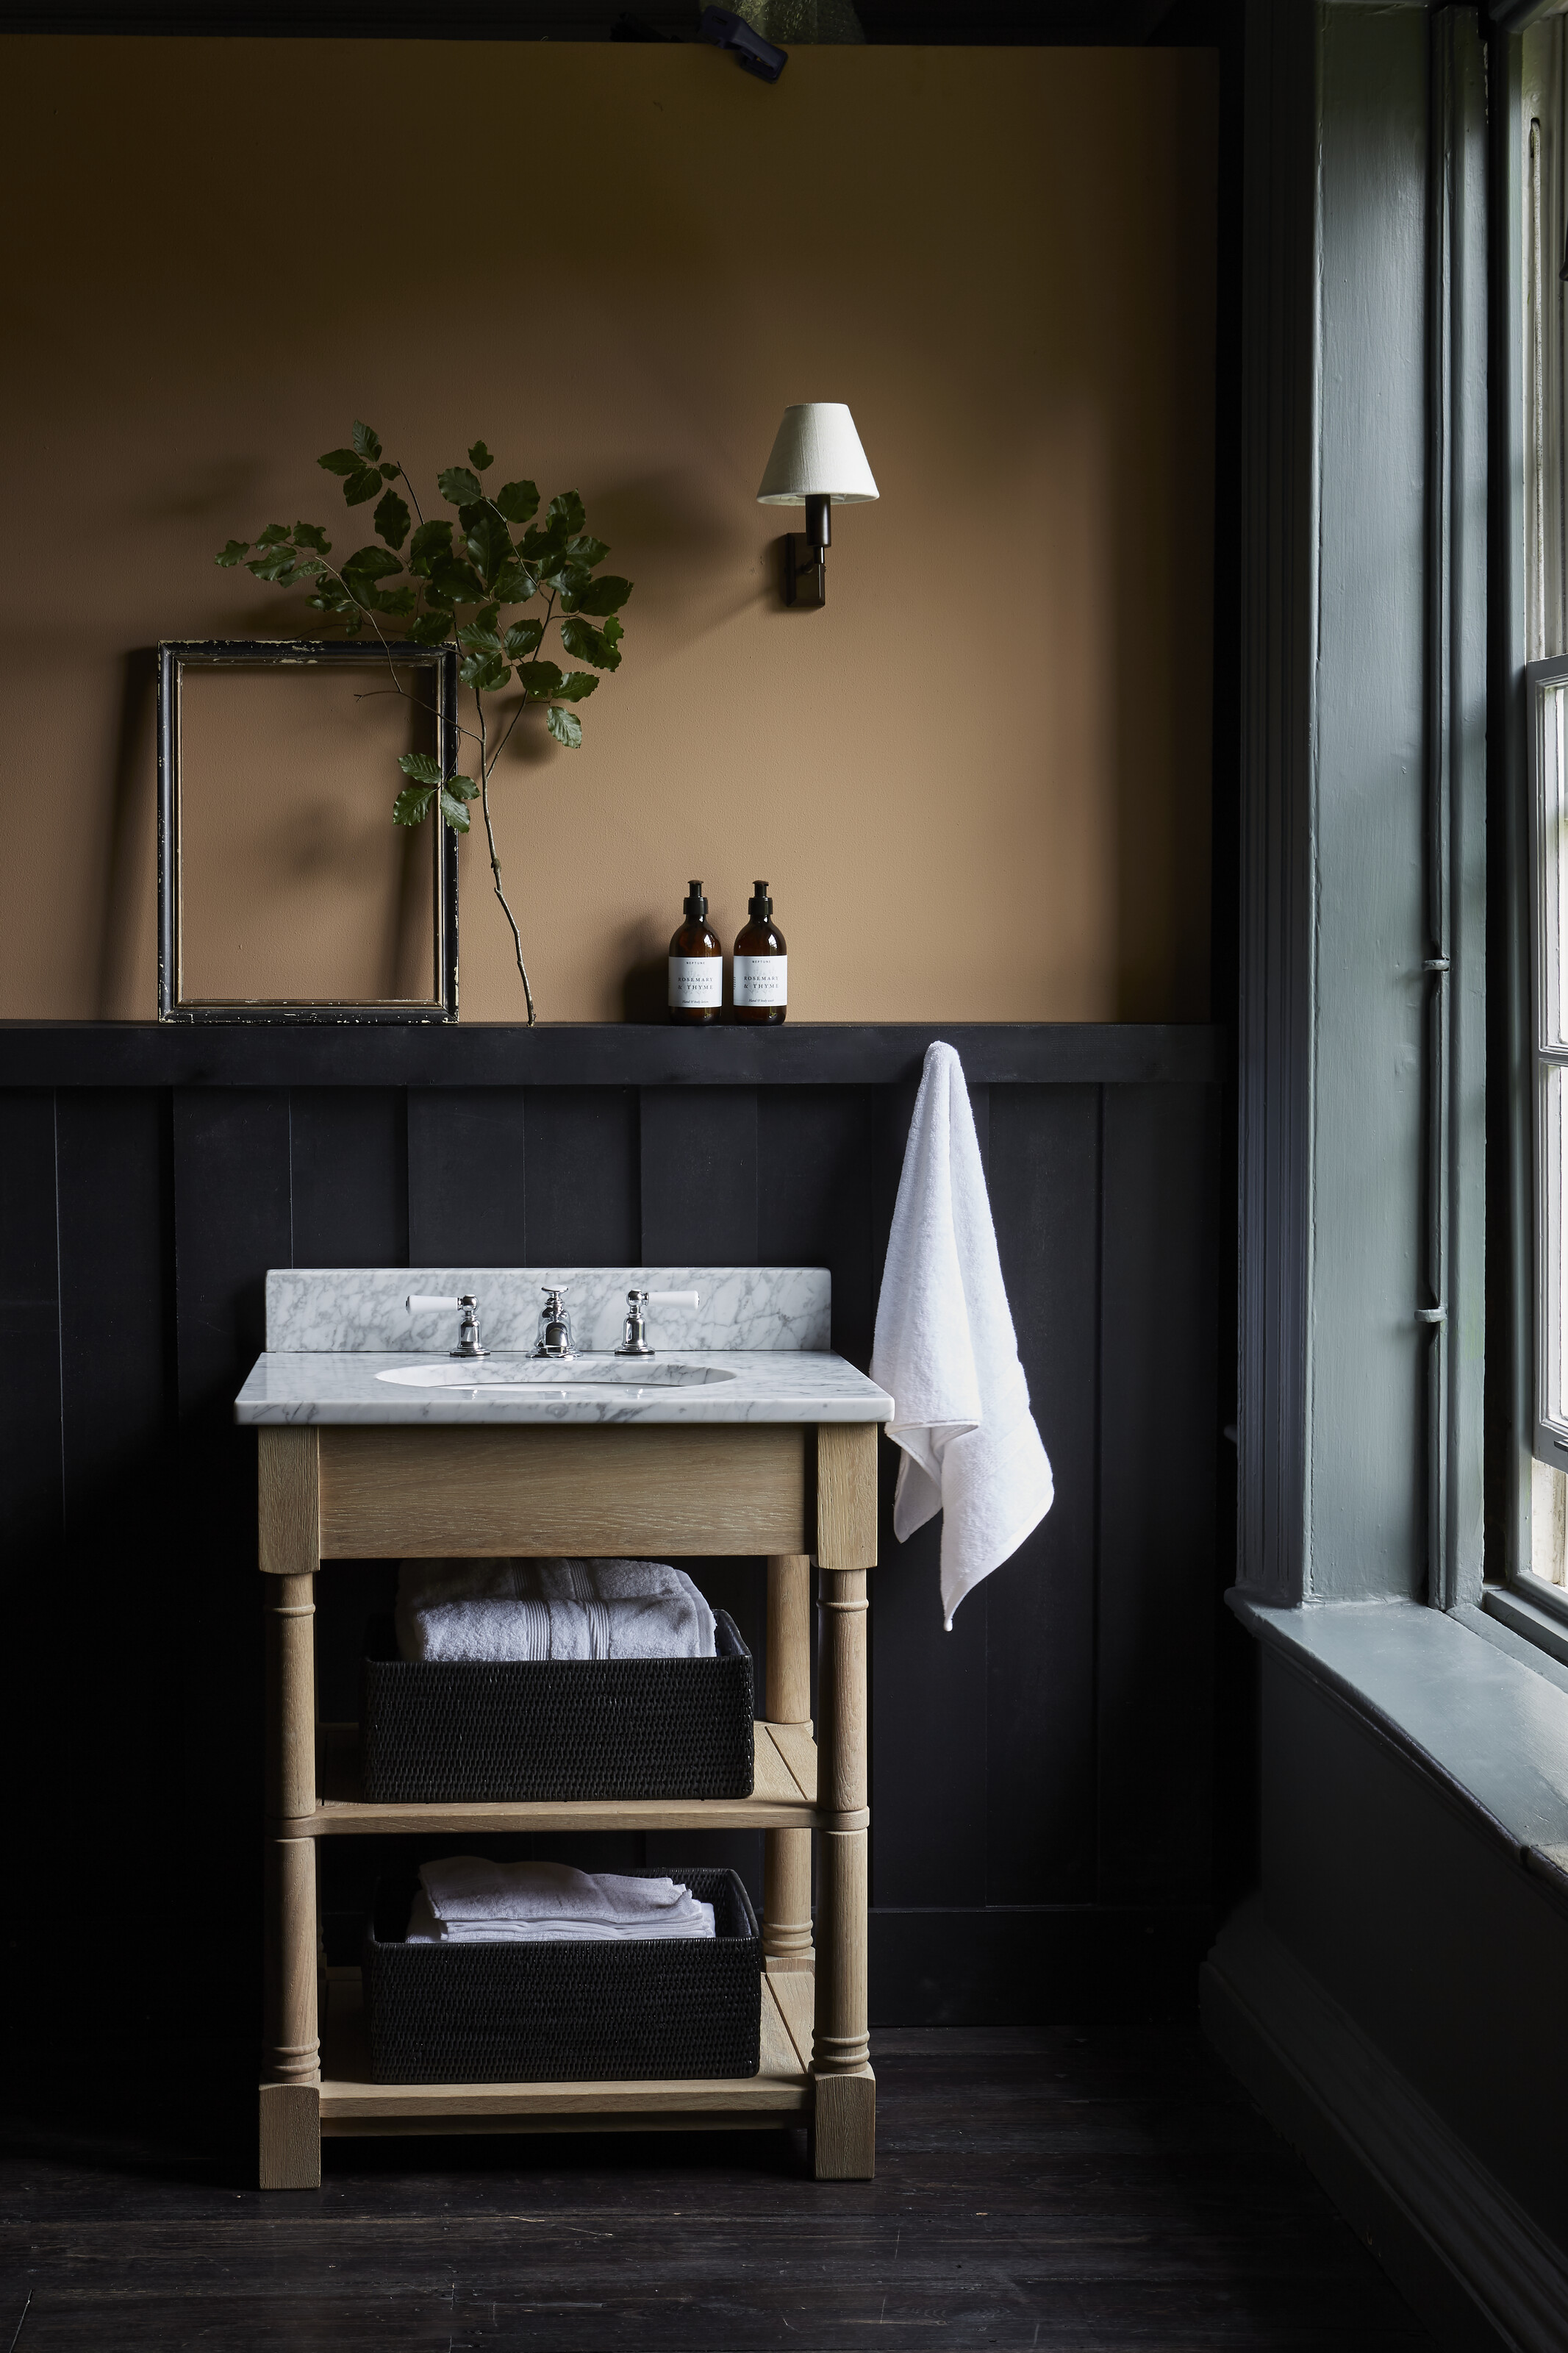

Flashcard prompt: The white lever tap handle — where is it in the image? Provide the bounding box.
[407,1294,462,1313]
[645,1290,701,1308]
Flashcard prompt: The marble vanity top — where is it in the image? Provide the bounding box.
[235,1349,892,1427]
[234,1266,892,1427]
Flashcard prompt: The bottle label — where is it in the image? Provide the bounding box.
[735,954,787,1007]
[669,955,722,1008]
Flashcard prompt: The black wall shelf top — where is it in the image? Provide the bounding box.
[0,1021,1223,1090]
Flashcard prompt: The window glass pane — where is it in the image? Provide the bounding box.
[1543,1063,1568,1437]
[1535,680,1568,1050]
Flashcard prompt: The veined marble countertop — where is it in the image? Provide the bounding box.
[265,1266,831,1355]
[234,1349,893,1427]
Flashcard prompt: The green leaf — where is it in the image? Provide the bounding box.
[547,490,586,538]
[308,578,357,615]
[429,554,487,604]
[559,613,623,671]
[468,440,495,471]
[465,507,512,587]
[293,521,332,554]
[376,585,418,615]
[373,488,411,549]
[520,517,568,563]
[437,465,484,507]
[439,788,473,832]
[445,773,479,801]
[247,547,297,582]
[459,650,511,692]
[393,784,434,825]
[475,601,500,632]
[408,519,453,577]
[345,464,384,506]
[351,419,382,460]
[492,559,539,604]
[257,522,293,548]
[342,546,404,582]
[571,573,633,616]
[215,538,250,567]
[285,557,325,582]
[504,618,543,660]
[495,478,540,524]
[554,670,600,704]
[568,533,609,567]
[516,659,565,700]
[379,462,400,480]
[404,610,453,647]
[540,558,592,600]
[318,447,359,476]
[457,623,505,655]
[546,704,583,749]
[398,751,445,786]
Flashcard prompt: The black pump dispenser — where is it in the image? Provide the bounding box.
[684,881,709,923]
[746,882,772,922]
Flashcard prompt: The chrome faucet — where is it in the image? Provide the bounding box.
[533,1286,577,1360]
[615,1288,701,1358]
[407,1292,487,1359]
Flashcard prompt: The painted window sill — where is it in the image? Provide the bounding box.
[1227,1590,1568,1907]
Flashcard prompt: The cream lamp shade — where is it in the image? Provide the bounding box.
[756,403,879,504]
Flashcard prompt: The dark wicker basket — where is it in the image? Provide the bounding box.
[359,1610,755,1804]
[363,1866,762,2083]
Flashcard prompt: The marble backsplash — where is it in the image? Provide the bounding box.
[264,1266,831,1354]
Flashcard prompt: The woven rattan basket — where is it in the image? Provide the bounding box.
[363,1866,762,2083]
[358,1610,755,1804]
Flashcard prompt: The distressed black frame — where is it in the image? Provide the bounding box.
[157,638,460,1025]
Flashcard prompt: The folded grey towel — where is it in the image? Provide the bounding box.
[407,1858,716,1943]
[394,1557,717,1663]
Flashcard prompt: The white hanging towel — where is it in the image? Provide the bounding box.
[870,1040,1054,1627]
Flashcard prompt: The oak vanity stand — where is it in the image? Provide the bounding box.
[254,1415,880,2190]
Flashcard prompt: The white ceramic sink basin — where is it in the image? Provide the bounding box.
[376,1357,737,1391]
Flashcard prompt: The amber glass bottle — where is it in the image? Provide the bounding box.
[667,880,723,1025]
[732,880,787,1025]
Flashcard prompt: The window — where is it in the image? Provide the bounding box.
[1524,21,1568,1593]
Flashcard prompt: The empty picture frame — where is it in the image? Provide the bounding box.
[157,639,460,1022]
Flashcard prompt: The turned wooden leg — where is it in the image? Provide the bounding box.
[259,1429,321,2190]
[764,1554,815,1973]
[812,1557,875,2179]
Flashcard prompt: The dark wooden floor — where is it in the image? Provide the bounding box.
[1,2027,1431,2351]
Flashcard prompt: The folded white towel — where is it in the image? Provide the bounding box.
[395,1557,717,1664]
[408,1858,716,1944]
[869,1040,1054,1628]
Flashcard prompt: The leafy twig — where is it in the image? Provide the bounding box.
[218,421,632,1024]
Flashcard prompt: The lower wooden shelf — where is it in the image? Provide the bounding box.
[308,1718,820,1835]
[315,1965,818,2135]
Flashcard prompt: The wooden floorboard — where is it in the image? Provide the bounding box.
[0,2026,1434,2350]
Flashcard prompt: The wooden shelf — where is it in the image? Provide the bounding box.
[317,1965,815,2135]
[307,1718,820,1836]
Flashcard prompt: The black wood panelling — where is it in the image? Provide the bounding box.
[0,1036,1224,2046]
[290,1089,408,1267]
[986,1084,1100,1905]
[640,1087,758,1264]
[0,1022,1224,1089]
[407,1088,527,1262]
[1095,1082,1220,1904]
[523,1088,639,1266]
[0,1090,62,1557]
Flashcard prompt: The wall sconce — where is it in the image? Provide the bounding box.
[756,403,878,607]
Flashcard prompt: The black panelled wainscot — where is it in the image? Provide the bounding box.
[0,1024,1223,2102]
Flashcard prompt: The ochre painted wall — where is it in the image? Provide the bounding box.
[0,37,1216,1023]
